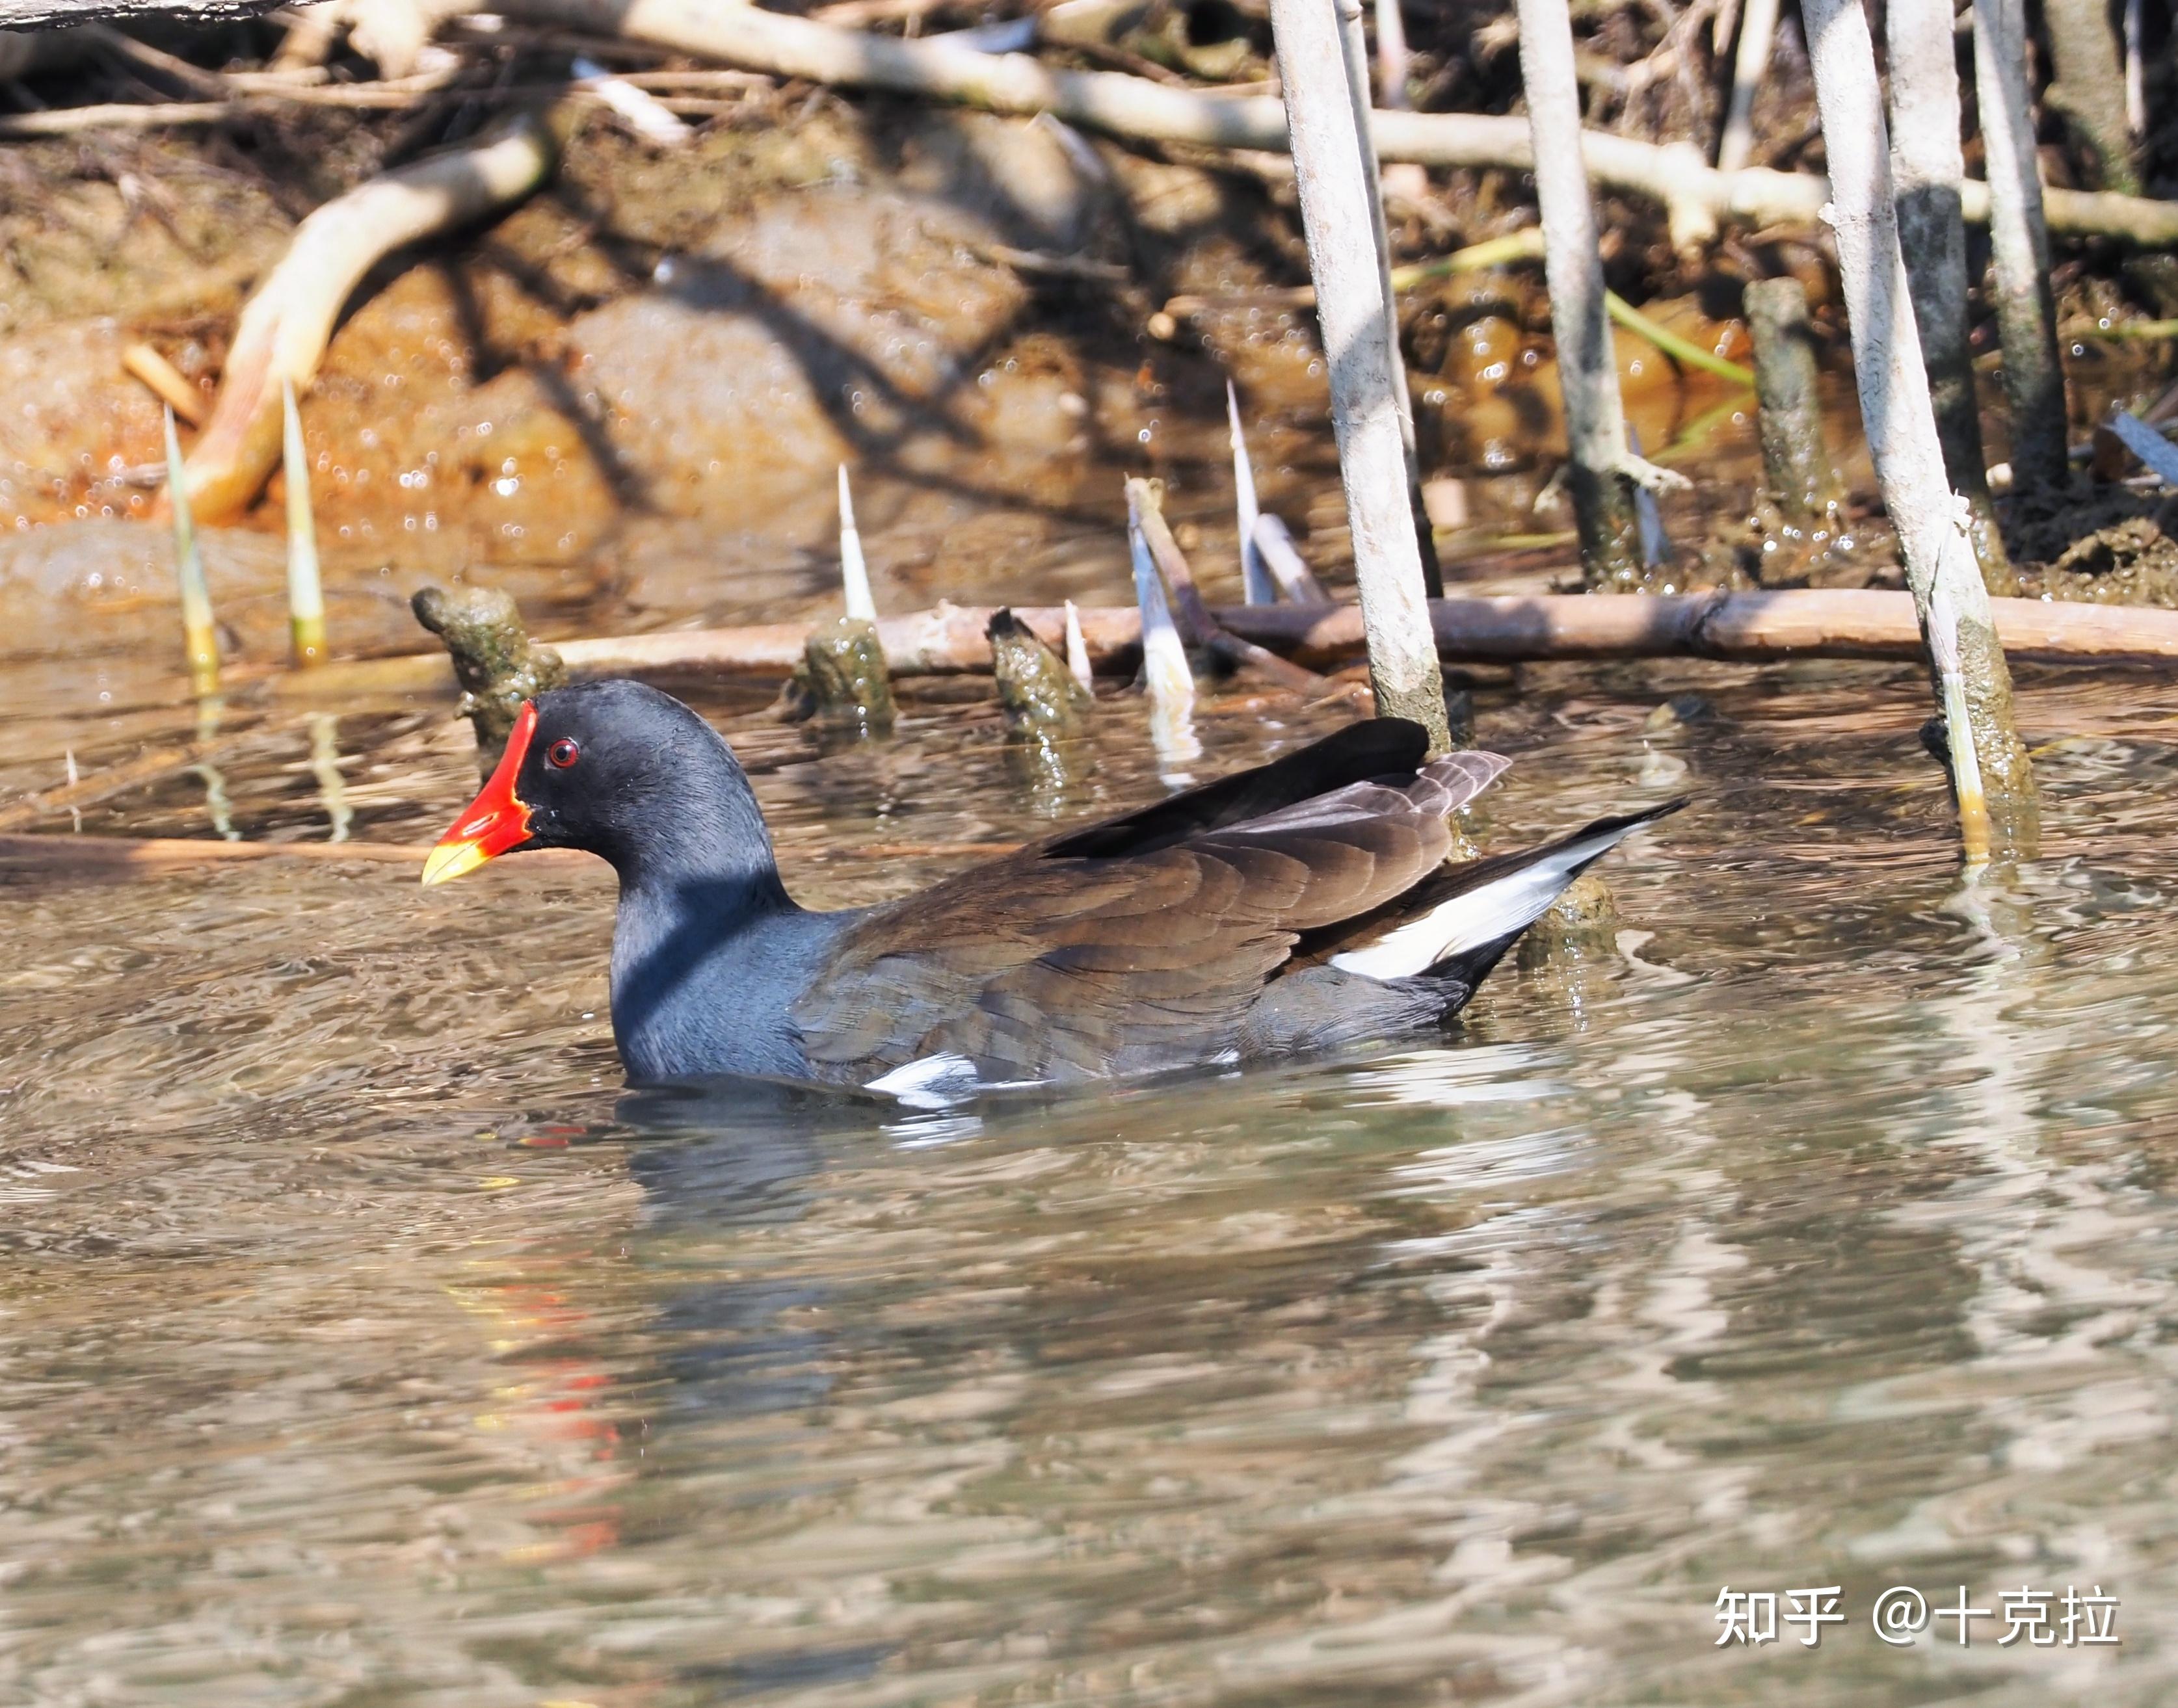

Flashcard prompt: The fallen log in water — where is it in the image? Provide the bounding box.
[267,590,2178,705]
[1247,591,2178,667]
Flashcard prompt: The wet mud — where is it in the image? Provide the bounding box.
[0,75,2168,739]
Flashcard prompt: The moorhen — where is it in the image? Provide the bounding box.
[424,680,1680,1100]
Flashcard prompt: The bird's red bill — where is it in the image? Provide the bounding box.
[421,700,538,886]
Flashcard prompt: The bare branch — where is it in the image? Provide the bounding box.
[0,0,298,28]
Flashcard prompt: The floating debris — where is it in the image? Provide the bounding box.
[1643,692,1714,734]
[791,471,896,735]
[411,584,568,774]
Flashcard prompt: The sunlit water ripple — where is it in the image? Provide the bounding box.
[3,659,2176,1704]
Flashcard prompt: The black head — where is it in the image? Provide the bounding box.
[423,679,776,888]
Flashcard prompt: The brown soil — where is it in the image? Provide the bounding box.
[0,33,2172,700]
[2010,488,2178,607]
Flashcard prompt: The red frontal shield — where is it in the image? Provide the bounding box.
[421,701,538,886]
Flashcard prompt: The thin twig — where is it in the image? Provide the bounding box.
[123,341,207,425]
[85,23,234,98]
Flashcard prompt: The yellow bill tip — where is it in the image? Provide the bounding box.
[421,838,490,887]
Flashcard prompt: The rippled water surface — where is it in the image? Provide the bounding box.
[5,655,2178,1706]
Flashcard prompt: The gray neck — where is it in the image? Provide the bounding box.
[607,826,799,999]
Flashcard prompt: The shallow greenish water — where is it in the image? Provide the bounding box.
[4,657,2177,1706]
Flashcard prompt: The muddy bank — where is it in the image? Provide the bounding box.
[0,103,1353,687]
[0,83,2171,701]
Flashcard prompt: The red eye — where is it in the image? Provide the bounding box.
[546,737,581,769]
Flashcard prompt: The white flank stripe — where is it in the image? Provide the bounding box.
[867,1053,983,1109]
[1329,822,1644,981]
[867,1053,1046,1109]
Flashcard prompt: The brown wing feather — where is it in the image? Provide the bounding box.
[792,749,1511,1084]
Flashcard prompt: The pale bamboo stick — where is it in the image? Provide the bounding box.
[1268,0,1447,748]
[1253,515,1333,605]
[1803,0,2036,856]
[1124,480,1199,765]
[282,378,327,666]
[1714,0,1777,173]
[1227,381,1275,605]
[1063,599,1094,693]
[1886,0,2010,588]
[838,465,877,620]
[164,406,219,698]
[1972,0,2070,498]
[1517,0,1642,588]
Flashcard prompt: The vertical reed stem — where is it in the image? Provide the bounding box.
[165,405,219,698]
[1334,0,1442,599]
[2041,0,2140,194]
[282,378,328,666]
[1716,0,1777,173]
[1626,424,1668,571]
[1268,0,1448,749]
[1515,0,1643,588]
[1801,0,2036,858]
[193,696,238,842]
[1373,0,1409,107]
[1254,514,1333,605]
[2125,0,2147,140]
[1227,381,1276,605]
[1971,0,2070,499]
[1885,1,2012,590]
[1928,571,1993,865]
[838,464,877,620]
[1744,277,1842,520]
[1124,479,1200,767]
[1063,598,1094,693]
